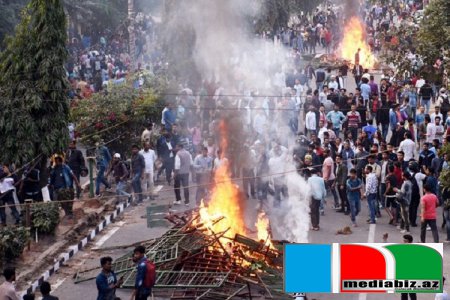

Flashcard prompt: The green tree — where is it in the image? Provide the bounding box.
[0,0,29,44]
[416,0,450,70]
[0,0,70,166]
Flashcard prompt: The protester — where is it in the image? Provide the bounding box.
[40,282,59,300]
[107,153,132,202]
[140,142,157,200]
[96,257,123,300]
[173,142,193,206]
[132,246,153,300]
[307,168,326,231]
[0,267,19,300]
[49,156,81,219]
[420,184,439,242]
[347,168,362,227]
[131,145,146,203]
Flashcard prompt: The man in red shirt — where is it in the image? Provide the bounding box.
[420,184,439,242]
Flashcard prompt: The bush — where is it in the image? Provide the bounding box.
[70,72,165,155]
[31,202,60,234]
[0,226,30,261]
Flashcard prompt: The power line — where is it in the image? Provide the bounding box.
[0,147,406,210]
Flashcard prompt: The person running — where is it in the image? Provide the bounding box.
[107,153,132,203]
[420,183,439,242]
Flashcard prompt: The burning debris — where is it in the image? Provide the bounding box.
[339,16,377,68]
[74,119,289,299]
[74,210,289,299]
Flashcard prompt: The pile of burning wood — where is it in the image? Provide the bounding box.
[75,210,290,300]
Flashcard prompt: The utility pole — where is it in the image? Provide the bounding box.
[128,0,136,69]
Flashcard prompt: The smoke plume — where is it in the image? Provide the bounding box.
[164,0,311,242]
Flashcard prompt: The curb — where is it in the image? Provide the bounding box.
[23,199,131,295]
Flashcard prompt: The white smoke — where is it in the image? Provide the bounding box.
[165,0,311,242]
[269,163,311,243]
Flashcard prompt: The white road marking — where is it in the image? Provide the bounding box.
[358,223,377,300]
[368,223,376,243]
[92,221,125,249]
[153,185,163,194]
[51,278,67,291]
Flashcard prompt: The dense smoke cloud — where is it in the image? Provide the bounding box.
[164,0,311,242]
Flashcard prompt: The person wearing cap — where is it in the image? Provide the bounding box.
[49,156,81,219]
[328,75,338,90]
[107,153,131,202]
[174,142,193,206]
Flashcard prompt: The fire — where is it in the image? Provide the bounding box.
[339,16,376,68]
[196,120,246,240]
[256,211,275,249]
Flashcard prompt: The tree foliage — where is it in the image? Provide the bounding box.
[416,0,450,69]
[64,0,127,35]
[0,0,70,166]
[70,73,165,155]
[255,0,325,33]
[0,0,29,45]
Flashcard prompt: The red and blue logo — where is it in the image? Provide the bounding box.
[284,243,443,293]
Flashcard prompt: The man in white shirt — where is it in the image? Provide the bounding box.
[253,110,267,137]
[174,143,193,205]
[328,76,339,90]
[307,168,326,231]
[139,142,157,200]
[398,132,416,161]
[415,75,425,93]
[305,106,317,137]
[0,267,19,300]
[427,115,437,143]
[430,106,443,124]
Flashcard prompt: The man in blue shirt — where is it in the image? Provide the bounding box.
[132,246,152,300]
[326,104,346,137]
[163,102,176,132]
[96,257,122,300]
[95,142,112,197]
[346,168,362,227]
[360,77,371,105]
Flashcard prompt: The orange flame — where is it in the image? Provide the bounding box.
[340,16,376,68]
[256,211,274,249]
[196,120,246,240]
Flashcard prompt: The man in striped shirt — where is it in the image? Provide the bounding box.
[346,104,361,142]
